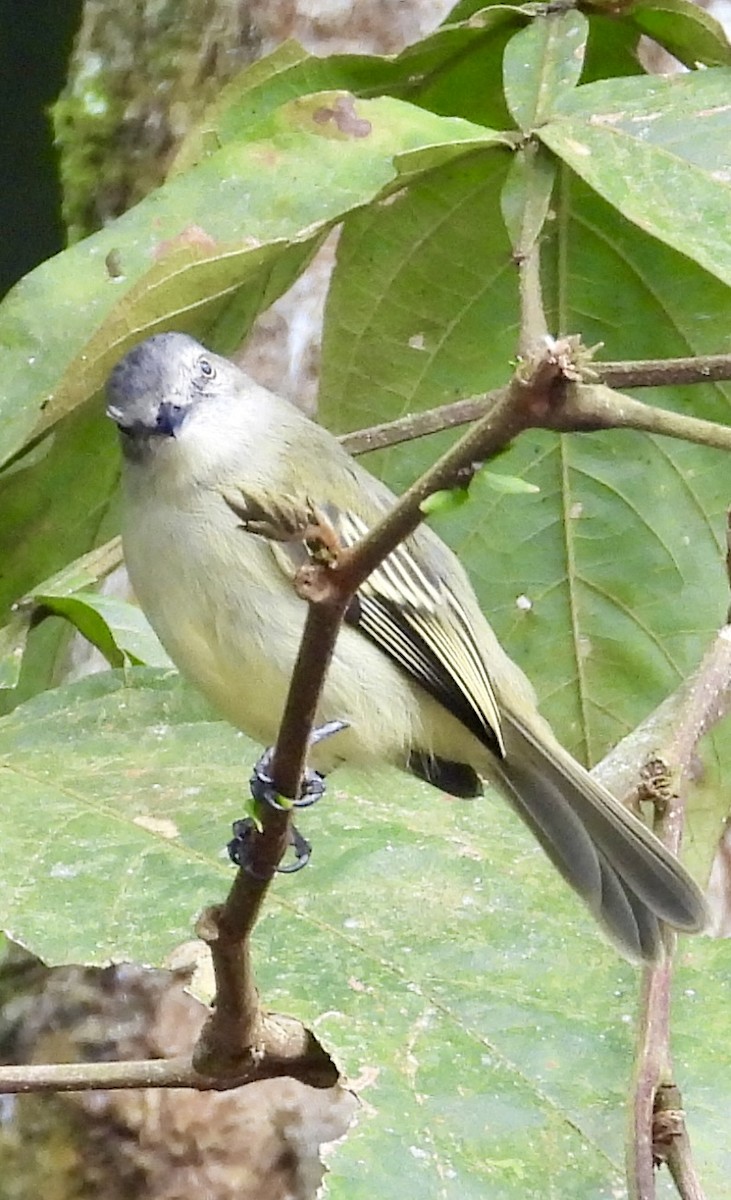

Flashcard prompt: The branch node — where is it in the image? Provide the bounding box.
[637,754,675,818]
[653,1083,685,1167]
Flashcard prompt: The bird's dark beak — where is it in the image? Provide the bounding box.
[106,396,187,438]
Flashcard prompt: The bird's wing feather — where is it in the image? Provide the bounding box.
[261,497,504,756]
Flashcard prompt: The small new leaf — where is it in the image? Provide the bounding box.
[475,468,540,496]
[420,487,471,515]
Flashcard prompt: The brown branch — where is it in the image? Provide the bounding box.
[630,949,674,1200]
[556,384,731,454]
[602,354,731,390]
[266,592,351,801]
[341,355,731,458]
[615,630,731,1200]
[190,655,343,1081]
[0,1035,336,1094]
[340,391,502,456]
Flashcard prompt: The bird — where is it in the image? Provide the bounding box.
[106,330,708,962]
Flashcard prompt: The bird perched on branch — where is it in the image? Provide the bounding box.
[107,331,707,962]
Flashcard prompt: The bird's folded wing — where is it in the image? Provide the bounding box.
[262,497,504,757]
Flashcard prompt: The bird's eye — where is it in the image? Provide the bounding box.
[198,357,214,378]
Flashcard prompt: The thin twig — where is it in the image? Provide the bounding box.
[342,355,731,457]
[189,603,352,1076]
[0,1038,336,1094]
[602,354,731,390]
[340,391,503,455]
[267,595,351,800]
[557,384,731,453]
[629,952,673,1200]
[620,629,731,1200]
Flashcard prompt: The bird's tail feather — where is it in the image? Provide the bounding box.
[493,714,708,962]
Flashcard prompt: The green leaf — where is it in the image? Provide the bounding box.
[473,468,540,496]
[420,470,540,518]
[0,91,503,473]
[18,537,124,600]
[0,668,728,1197]
[629,0,731,69]
[443,0,521,22]
[0,532,166,698]
[398,6,521,129]
[320,146,731,770]
[539,68,731,287]
[684,717,731,888]
[0,404,120,634]
[28,595,126,669]
[582,13,645,83]
[174,14,523,172]
[31,593,170,671]
[500,143,556,254]
[321,149,517,435]
[420,487,470,515]
[503,9,589,130]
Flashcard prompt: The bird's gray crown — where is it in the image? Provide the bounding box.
[106,332,215,440]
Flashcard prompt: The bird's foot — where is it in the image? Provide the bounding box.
[250,719,349,811]
[229,719,349,877]
[228,818,312,877]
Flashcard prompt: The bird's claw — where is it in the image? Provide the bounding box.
[231,719,348,876]
[250,755,324,811]
[250,719,349,811]
[228,818,312,877]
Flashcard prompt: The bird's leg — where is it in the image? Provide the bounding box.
[228,719,349,875]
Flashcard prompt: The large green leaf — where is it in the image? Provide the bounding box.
[321,148,517,428]
[0,669,727,1196]
[0,92,504,473]
[174,13,523,172]
[319,154,731,772]
[539,68,731,286]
